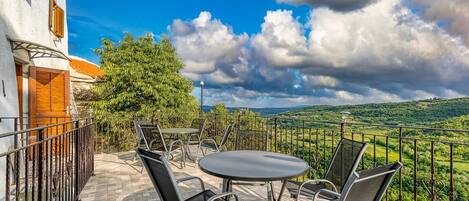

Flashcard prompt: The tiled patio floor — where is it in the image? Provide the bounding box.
[79,148,303,201]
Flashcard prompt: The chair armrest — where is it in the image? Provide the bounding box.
[148,140,157,150]
[199,138,219,151]
[207,192,239,201]
[296,179,338,200]
[168,140,184,153]
[312,189,340,201]
[177,176,205,192]
[188,133,200,139]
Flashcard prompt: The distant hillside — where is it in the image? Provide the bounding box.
[279,97,469,126]
[203,105,306,116]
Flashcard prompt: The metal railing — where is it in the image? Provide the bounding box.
[202,114,468,201]
[91,112,468,201]
[265,117,468,201]
[0,117,94,201]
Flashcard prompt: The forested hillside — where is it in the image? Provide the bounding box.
[280,97,469,126]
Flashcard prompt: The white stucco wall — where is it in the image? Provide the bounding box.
[0,24,19,201]
[0,0,69,71]
[0,0,69,199]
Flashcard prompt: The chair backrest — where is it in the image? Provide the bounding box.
[137,122,168,152]
[133,120,150,141]
[220,124,234,147]
[339,162,402,201]
[137,148,183,201]
[324,138,368,191]
[191,118,207,141]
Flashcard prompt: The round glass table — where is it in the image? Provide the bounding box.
[198,150,309,201]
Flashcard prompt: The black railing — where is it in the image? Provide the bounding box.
[92,113,468,201]
[0,117,94,201]
[204,114,468,201]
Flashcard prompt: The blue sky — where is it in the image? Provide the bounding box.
[67,0,310,64]
[68,0,469,108]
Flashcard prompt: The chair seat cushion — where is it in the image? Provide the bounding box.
[287,180,339,200]
[185,189,216,201]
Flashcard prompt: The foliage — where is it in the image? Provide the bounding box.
[280,97,469,126]
[73,88,100,102]
[91,33,198,151]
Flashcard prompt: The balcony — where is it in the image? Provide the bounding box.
[1,114,468,201]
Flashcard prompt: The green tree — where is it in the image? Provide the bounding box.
[210,103,229,115]
[204,104,230,138]
[92,33,198,151]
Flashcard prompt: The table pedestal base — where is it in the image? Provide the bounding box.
[221,179,287,201]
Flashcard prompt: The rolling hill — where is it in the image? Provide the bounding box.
[278,97,469,126]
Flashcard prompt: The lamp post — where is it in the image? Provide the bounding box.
[200,81,204,117]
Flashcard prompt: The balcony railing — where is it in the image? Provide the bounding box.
[0,117,94,201]
[93,113,468,201]
[2,113,465,200]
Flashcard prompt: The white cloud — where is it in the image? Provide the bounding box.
[302,75,340,88]
[170,1,469,107]
[251,10,308,68]
[257,0,469,97]
[412,0,469,46]
[169,11,249,84]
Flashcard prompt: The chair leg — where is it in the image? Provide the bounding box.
[195,144,202,164]
[202,148,207,156]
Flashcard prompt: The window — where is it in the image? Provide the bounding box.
[49,0,64,38]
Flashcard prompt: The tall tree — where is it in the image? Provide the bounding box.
[92,33,197,149]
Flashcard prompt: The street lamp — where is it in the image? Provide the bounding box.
[200,81,204,116]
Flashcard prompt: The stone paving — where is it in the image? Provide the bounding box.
[79,148,305,201]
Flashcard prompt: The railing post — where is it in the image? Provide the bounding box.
[235,114,240,150]
[38,128,44,201]
[274,118,278,152]
[340,122,345,139]
[398,127,403,201]
[74,120,80,200]
[5,154,10,201]
[91,117,95,176]
[14,118,20,199]
[449,143,454,201]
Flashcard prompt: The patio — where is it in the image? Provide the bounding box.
[79,149,297,201]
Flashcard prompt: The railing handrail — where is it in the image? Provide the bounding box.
[268,116,469,133]
[0,121,94,157]
[0,116,93,139]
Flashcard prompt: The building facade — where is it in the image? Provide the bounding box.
[0,0,70,199]
[69,56,103,90]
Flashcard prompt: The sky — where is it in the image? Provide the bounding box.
[68,0,469,108]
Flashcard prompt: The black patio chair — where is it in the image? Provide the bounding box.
[137,148,239,201]
[187,118,207,145]
[287,138,368,198]
[133,120,151,150]
[136,121,185,168]
[297,162,402,201]
[196,124,234,158]
[131,120,152,170]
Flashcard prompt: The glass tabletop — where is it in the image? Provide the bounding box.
[198,150,309,181]
[160,128,199,134]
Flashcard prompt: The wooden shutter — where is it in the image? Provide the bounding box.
[53,4,65,38]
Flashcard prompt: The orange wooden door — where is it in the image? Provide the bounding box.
[15,63,23,129]
[29,67,71,148]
